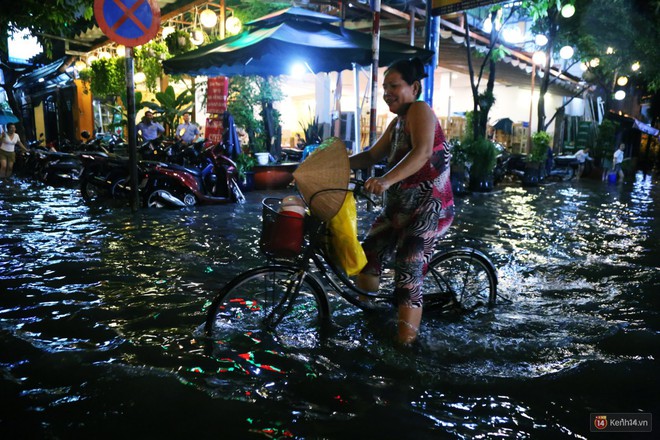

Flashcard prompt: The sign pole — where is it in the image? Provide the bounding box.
[368,0,381,148]
[94,0,161,210]
[125,47,139,211]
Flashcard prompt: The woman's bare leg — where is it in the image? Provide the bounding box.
[397,306,422,345]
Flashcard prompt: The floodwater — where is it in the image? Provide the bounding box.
[1,173,658,439]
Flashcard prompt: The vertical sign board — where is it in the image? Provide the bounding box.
[94,0,161,210]
[205,117,224,145]
[207,76,229,114]
[431,0,502,15]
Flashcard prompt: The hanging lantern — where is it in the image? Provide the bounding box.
[631,62,641,71]
[116,45,126,57]
[561,4,575,18]
[532,51,546,65]
[614,90,626,101]
[559,46,574,60]
[191,29,205,46]
[200,9,218,28]
[534,34,548,46]
[225,16,242,35]
[617,76,629,86]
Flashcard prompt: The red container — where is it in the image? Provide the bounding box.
[260,198,305,258]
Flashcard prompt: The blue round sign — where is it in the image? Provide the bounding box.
[94,0,161,47]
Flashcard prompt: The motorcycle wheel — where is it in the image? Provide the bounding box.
[81,178,108,203]
[111,178,129,199]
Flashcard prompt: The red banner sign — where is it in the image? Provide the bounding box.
[205,117,223,145]
[207,76,229,114]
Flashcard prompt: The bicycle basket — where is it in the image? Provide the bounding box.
[260,197,306,258]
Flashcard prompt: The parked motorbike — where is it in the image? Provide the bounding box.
[502,152,579,183]
[79,151,138,203]
[138,137,175,162]
[32,149,83,186]
[141,142,245,208]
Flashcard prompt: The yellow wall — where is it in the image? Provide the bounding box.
[33,102,45,139]
[74,79,94,140]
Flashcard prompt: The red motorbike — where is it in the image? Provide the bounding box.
[141,141,245,208]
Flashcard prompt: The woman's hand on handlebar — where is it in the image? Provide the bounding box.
[364,177,391,196]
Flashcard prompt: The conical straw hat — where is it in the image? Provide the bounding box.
[293,138,350,221]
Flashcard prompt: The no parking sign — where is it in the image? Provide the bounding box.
[94,0,161,47]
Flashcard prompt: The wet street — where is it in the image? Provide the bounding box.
[1,173,658,439]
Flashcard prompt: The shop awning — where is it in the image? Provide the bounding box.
[163,9,433,77]
[13,57,73,91]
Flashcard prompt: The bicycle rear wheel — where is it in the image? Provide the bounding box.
[205,266,331,348]
[423,248,497,312]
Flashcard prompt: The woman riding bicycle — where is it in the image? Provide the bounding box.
[348,57,454,345]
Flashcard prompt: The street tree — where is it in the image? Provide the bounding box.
[0,0,94,138]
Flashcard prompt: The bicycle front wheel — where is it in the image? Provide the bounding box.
[205,266,331,348]
[423,248,498,312]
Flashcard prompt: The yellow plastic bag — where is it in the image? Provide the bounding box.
[328,193,367,276]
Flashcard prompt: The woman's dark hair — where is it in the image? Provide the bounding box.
[385,57,428,98]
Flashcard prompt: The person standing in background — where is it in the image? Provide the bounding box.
[612,143,626,182]
[136,111,165,142]
[1,123,28,178]
[575,147,590,180]
[175,112,200,145]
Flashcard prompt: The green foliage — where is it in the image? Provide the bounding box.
[594,119,618,160]
[106,91,147,134]
[235,153,257,180]
[166,30,195,56]
[299,109,322,145]
[135,42,169,92]
[449,140,469,167]
[227,75,283,153]
[81,57,126,99]
[529,131,551,164]
[143,86,193,137]
[462,112,496,178]
[465,136,498,180]
[232,0,290,26]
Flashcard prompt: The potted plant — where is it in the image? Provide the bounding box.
[466,136,498,192]
[449,138,470,196]
[235,152,257,191]
[524,131,550,187]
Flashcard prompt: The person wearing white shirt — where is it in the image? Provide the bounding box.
[575,147,591,180]
[1,123,28,178]
[612,143,625,181]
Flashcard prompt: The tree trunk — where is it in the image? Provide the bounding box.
[537,9,558,133]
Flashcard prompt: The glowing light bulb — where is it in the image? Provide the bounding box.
[614,90,626,100]
[532,51,546,65]
[534,34,548,46]
[631,62,640,71]
[200,9,217,28]
[617,76,628,86]
[559,46,574,60]
[561,4,575,18]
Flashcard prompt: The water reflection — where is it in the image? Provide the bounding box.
[1,174,658,438]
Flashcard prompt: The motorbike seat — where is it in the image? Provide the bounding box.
[157,162,203,177]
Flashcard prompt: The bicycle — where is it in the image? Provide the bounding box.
[204,182,498,346]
